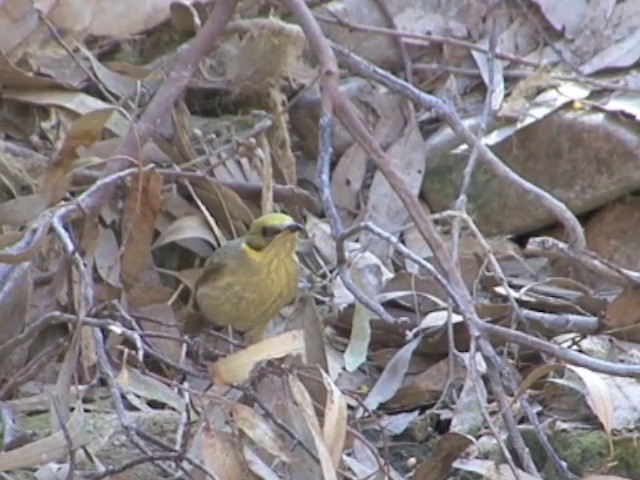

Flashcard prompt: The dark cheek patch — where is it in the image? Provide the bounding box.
[261,225,282,238]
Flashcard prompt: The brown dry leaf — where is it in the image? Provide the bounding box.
[453,458,540,480]
[153,214,218,253]
[190,177,254,236]
[360,119,426,261]
[340,248,393,372]
[0,191,54,225]
[127,283,174,309]
[586,196,640,274]
[0,231,22,249]
[2,89,129,135]
[381,271,448,314]
[170,1,202,34]
[172,100,197,163]
[412,431,474,480]
[471,36,506,110]
[566,365,614,442]
[160,267,202,292]
[159,187,203,224]
[79,324,97,377]
[228,401,292,463]
[581,29,640,75]
[379,411,419,436]
[81,46,147,99]
[46,0,172,37]
[210,330,305,385]
[51,334,81,433]
[361,335,422,414]
[258,132,274,214]
[322,0,444,74]
[342,441,380,479]
[78,137,169,166]
[0,405,87,471]
[0,52,62,89]
[344,265,378,372]
[131,300,182,364]
[294,294,328,373]
[513,362,563,402]
[0,2,45,54]
[0,219,51,263]
[56,108,115,161]
[605,286,640,341]
[0,264,31,378]
[121,170,163,287]
[288,374,338,480]
[329,80,402,222]
[242,446,281,480]
[450,369,487,435]
[45,108,114,198]
[344,436,402,479]
[305,214,338,265]
[0,3,87,87]
[201,422,253,480]
[529,0,588,37]
[0,108,115,226]
[492,280,587,316]
[416,310,464,333]
[116,364,185,413]
[94,225,121,287]
[320,369,347,470]
[385,357,450,410]
[79,214,99,270]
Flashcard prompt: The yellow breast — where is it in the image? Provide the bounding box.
[195,235,299,333]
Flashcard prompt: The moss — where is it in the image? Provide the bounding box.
[553,430,609,474]
[524,426,640,478]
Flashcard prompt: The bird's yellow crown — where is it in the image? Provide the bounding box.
[244,213,303,252]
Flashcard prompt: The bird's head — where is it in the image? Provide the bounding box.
[245,213,304,252]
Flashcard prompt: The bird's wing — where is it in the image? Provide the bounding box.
[194,239,242,290]
[195,256,226,290]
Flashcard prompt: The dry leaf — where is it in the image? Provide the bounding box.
[201,422,251,480]
[453,458,540,480]
[566,365,614,440]
[229,401,292,463]
[412,431,474,480]
[320,369,347,470]
[361,335,422,414]
[94,225,121,287]
[153,214,218,253]
[210,330,305,385]
[121,170,163,287]
[0,406,87,471]
[116,365,185,413]
[288,374,338,480]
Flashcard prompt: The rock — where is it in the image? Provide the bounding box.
[421,109,640,236]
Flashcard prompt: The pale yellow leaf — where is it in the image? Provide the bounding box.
[288,374,337,480]
[210,330,305,385]
[321,369,347,469]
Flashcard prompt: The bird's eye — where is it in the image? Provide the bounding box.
[261,225,281,238]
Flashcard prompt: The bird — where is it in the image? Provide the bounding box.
[193,212,304,342]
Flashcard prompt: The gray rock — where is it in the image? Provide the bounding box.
[421,109,640,236]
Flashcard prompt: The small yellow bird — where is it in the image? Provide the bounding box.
[194,212,304,341]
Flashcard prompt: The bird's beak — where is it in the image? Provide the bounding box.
[283,221,305,234]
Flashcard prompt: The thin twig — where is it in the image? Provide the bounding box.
[526,236,640,286]
[51,395,77,480]
[316,109,401,326]
[332,43,585,248]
